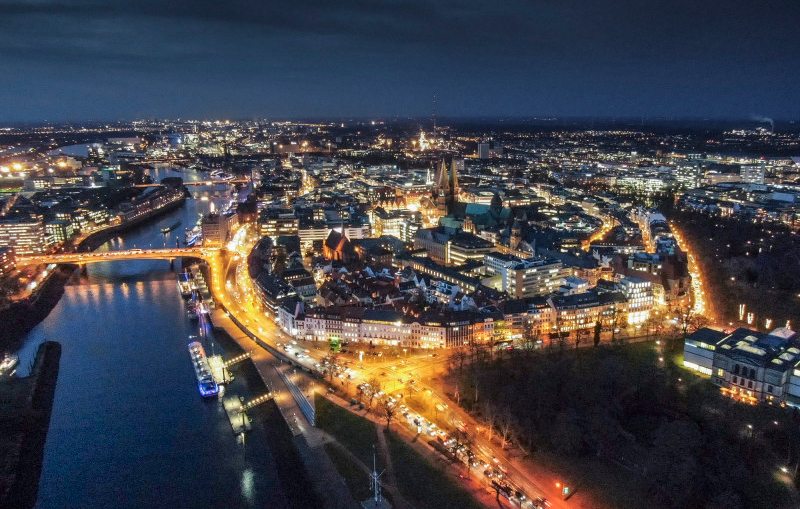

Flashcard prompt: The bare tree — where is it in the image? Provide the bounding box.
[364,377,382,409]
[448,347,469,374]
[574,327,586,350]
[480,401,497,441]
[323,353,340,383]
[448,428,467,460]
[521,320,540,356]
[377,397,396,429]
[496,408,516,450]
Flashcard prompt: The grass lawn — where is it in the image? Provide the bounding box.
[385,430,485,509]
[315,394,378,466]
[323,442,374,502]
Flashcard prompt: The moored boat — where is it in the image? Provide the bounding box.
[188,341,219,397]
[161,220,182,234]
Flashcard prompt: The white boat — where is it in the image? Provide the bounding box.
[188,341,219,397]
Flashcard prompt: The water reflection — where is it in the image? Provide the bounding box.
[15,168,287,509]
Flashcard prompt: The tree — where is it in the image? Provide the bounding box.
[448,428,468,461]
[521,320,540,355]
[377,397,396,429]
[644,421,702,509]
[465,447,475,477]
[364,377,382,409]
[449,347,468,375]
[324,353,340,383]
[273,250,287,275]
[480,401,497,441]
[496,407,516,450]
[574,327,586,350]
[593,321,601,347]
[610,305,624,344]
[551,410,584,456]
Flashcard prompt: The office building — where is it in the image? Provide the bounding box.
[740,163,766,185]
[0,246,16,277]
[0,218,48,255]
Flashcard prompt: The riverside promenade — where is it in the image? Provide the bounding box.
[211,309,359,509]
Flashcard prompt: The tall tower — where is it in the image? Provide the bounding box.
[510,218,522,250]
[432,93,438,132]
[449,157,460,200]
[433,158,449,217]
[432,157,461,216]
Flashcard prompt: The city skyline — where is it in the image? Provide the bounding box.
[1,0,800,121]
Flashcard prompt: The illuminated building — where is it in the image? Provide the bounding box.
[258,209,299,238]
[432,157,461,216]
[45,219,75,246]
[201,211,238,247]
[674,161,705,189]
[547,290,627,332]
[413,227,494,266]
[0,218,48,255]
[0,246,16,277]
[477,142,490,160]
[485,253,570,298]
[685,327,800,406]
[740,163,766,185]
[372,207,421,242]
[617,276,653,324]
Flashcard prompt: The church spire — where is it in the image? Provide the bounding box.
[434,158,449,191]
[449,158,459,196]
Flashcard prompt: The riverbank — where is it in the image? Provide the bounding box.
[212,327,323,509]
[0,267,74,350]
[211,309,358,509]
[0,195,187,349]
[0,341,61,509]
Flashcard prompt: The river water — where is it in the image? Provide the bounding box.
[14,167,291,509]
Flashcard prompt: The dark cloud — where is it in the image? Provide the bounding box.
[0,0,799,120]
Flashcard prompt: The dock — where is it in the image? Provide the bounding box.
[208,355,228,385]
[222,396,252,434]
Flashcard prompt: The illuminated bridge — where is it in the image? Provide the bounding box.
[17,247,219,266]
[133,179,250,188]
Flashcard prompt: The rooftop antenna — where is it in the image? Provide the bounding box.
[365,445,387,508]
[432,93,438,132]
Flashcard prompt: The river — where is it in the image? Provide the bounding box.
[13,167,291,509]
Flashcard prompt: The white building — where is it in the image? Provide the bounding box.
[740,163,766,185]
[618,276,653,324]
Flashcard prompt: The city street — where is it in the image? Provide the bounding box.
[205,228,577,509]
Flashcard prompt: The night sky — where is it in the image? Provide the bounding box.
[1,0,799,121]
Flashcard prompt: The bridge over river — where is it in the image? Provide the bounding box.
[17,247,219,266]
